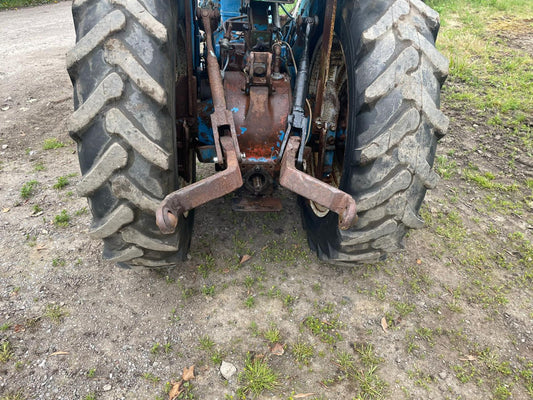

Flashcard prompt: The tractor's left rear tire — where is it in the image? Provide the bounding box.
[67,0,194,268]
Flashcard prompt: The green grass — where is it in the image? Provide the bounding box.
[44,303,68,323]
[42,138,65,150]
[0,0,57,8]
[0,341,13,363]
[20,180,38,199]
[292,341,314,366]
[237,355,278,398]
[53,210,70,227]
[53,176,69,190]
[427,0,533,151]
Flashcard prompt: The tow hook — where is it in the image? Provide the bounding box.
[156,136,243,234]
[279,136,358,230]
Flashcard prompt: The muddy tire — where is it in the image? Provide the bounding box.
[302,0,449,263]
[67,0,193,267]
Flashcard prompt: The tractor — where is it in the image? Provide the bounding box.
[67,0,449,268]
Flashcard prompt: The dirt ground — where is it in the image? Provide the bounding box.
[0,2,532,400]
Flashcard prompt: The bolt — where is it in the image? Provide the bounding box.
[241,153,246,159]
[213,157,219,163]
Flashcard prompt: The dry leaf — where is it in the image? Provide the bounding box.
[294,394,315,399]
[459,355,477,361]
[182,365,195,381]
[240,254,252,264]
[416,259,422,264]
[14,324,25,333]
[50,351,69,356]
[36,244,47,251]
[270,343,284,356]
[168,380,183,400]
[2,208,10,213]
[381,317,389,333]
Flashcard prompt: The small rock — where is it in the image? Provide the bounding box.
[438,371,447,379]
[220,361,237,380]
[1,144,8,150]
[103,384,112,391]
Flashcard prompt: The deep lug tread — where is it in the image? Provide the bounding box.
[105,108,171,170]
[111,0,167,43]
[104,245,144,262]
[361,0,410,44]
[89,204,135,239]
[77,142,128,196]
[68,72,124,134]
[121,227,179,251]
[66,10,126,69]
[111,175,161,213]
[104,39,167,106]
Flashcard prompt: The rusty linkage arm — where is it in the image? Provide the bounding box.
[156,136,243,234]
[279,136,358,230]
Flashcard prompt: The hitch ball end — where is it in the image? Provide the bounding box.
[156,205,180,235]
[338,200,358,230]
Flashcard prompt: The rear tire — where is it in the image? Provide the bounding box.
[302,0,449,263]
[67,0,194,267]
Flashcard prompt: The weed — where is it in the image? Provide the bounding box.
[32,204,42,214]
[87,368,96,378]
[435,154,458,179]
[304,315,343,345]
[83,393,96,400]
[353,343,384,368]
[393,301,415,317]
[52,258,65,267]
[150,343,161,355]
[292,341,314,366]
[0,390,25,400]
[53,210,70,227]
[202,285,215,296]
[249,321,260,337]
[34,162,45,172]
[237,354,278,397]
[198,254,215,278]
[0,341,13,363]
[42,138,65,150]
[142,372,160,384]
[53,176,69,189]
[336,351,355,372]
[263,323,281,344]
[244,295,255,308]
[20,180,38,199]
[198,335,215,351]
[163,342,172,354]
[44,304,68,323]
[0,323,10,331]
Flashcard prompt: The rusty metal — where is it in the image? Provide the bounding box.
[232,196,282,212]
[313,0,337,179]
[245,52,273,94]
[224,71,291,162]
[156,136,243,234]
[198,7,242,164]
[279,136,357,230]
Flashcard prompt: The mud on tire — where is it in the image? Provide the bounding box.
[302,0,449,263]
[67,0,193,267]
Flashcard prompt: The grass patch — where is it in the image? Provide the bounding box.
[237,354,278,398]
[53,176,69,190]
[20,180,38,199]
[42,138,65,150]
[44,303,68,323]
[0,341,13,363]
[0,0,59,9]
[53,210,70,227]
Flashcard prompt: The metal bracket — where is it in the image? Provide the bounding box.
[156,136,243,234]
[279,136,357,230]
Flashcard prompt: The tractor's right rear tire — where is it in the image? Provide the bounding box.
[302,0,449,263]
[67,0,194,267]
